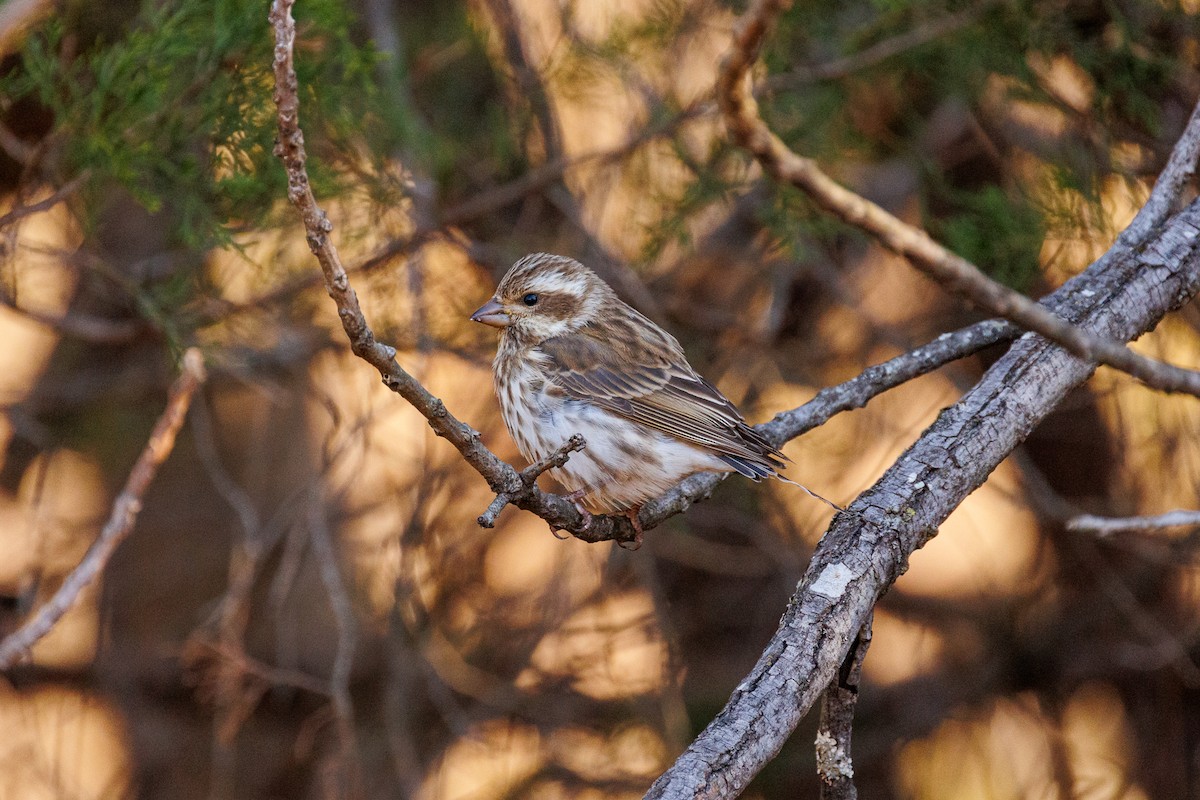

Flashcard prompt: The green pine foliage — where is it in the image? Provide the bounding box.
[3,0,389,251]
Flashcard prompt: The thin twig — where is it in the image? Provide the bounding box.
[640,318,1016,526]
[816,614,872,800]
[761,6,987,93]
[0,349,206,670]
[0,296,146,344]
[185,638,333,697]
[0,173,89,230]
[719,0,1200,396]
[1067,510,1200,536]
[308,502,363,800]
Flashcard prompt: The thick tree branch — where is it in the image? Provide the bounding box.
[0,349,206,670]
[646,165,1200,800]
[719,0,1200,396]
[641,3,1200,795]
[648,202,1200,800]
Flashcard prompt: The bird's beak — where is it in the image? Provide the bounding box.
[470,298,511,328]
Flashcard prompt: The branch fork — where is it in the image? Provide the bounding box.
[477,434,586,528]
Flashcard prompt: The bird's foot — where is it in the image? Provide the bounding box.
[617,505,643,550]
[564,489,594,533]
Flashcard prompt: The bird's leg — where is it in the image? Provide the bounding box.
[564,489,594,532]
[617,505,644,550]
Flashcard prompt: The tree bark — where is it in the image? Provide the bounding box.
[645,200,1200,798]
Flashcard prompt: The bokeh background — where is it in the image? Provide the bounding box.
[1,0,1199,797]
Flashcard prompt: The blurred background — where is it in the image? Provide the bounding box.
[1,0,1199,797]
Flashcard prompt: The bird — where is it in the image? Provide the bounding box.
[471,252,801,540]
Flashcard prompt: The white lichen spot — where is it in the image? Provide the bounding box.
[811,562,855,598]
[815,730,854,782]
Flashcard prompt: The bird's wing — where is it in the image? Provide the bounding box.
[537,323,785,469]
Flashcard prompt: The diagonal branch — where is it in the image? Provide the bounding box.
[648,183,1200,800]
[269,0,636,546]
[719,0,1200,397]
[0,349,207,670]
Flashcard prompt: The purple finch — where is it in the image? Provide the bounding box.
[471,253,791,533]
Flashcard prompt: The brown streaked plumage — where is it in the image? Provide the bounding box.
[471,253,789,530]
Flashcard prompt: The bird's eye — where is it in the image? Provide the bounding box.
[522,293,539,306]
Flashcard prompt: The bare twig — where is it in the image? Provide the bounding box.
[1067,510,1200,536]
[477,434,586,528]
[639,318,1017,526]
[308,502,363,800]
[719,0,1200,396]
[0,299,146,344]
[0,349,206,670]
[761,6,987,93]
[184,638,333,697]
[0,174,88,231]
[816,614,871,800]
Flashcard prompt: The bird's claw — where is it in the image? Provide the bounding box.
[617,505,643,550]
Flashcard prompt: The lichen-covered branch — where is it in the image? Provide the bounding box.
[815,615,872,800]
[646,170,1200,800]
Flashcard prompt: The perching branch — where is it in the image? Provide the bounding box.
[269,0,1012,547]
[718,0,1200,397]
[639,317,1017,526]
[0,348,206,670]
[269,0,636,546]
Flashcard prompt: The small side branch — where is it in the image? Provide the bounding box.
[478,435,586,528]
[0,349,206,670]
[816,614,872,800]
[718,0,1200,396]
[640,318,1017,527]
[1066,510,1200,536]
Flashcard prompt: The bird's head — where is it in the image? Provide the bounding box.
[470,253,611,343]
